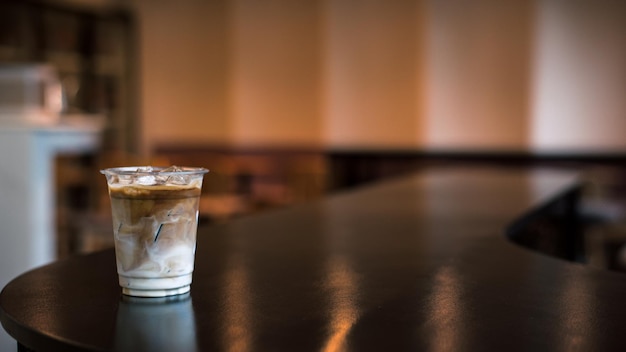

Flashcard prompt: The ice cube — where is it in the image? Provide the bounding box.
[134,166,157,185]
[135,175,156,185]
[156,165,190,185]
[160,166,183,173]
[168,174,190,185]
[118,175,133,185]
[154,174,169,184]
[154,166,176,184]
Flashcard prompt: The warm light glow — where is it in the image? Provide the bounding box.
[427,265,463,352]
[322,256,358,352]
[222,253,252,352]
[558,273,594,351]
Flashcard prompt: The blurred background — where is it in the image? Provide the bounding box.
[0,0,625,348]
[0,0,625,296]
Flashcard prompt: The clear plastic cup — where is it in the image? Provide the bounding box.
[101,166,208,297]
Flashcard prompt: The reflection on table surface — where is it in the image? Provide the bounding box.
[114,293,198,352]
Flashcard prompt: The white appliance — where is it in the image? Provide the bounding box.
[0,64,103,351]
[0,64,65,126]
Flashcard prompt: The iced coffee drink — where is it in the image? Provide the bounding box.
[101,166,208,297]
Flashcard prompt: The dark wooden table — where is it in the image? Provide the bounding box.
[4,167,625,351]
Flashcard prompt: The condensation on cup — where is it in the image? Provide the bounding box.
[101,166,208,297]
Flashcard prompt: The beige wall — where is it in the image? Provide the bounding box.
[133,0,626,154]
[531,0,626,152]
[423,0,533,151]
[135,0,231,154]
[231,0,323,147]
[324,0,423,149]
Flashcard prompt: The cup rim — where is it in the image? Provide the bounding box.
[100,166,209,176]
